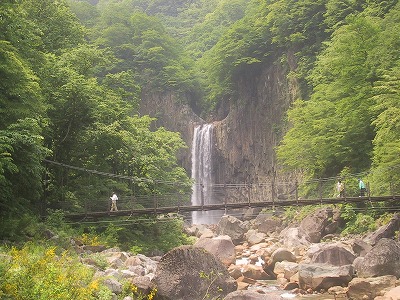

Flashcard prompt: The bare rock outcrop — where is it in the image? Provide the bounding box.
[152,245,237,300]
[365,214,400,245]
[216,215,248,245]
[298,263,354,291]
[380,285,400,300]
[253,213,282,234]
[194,235,236,267]
[270,248,296,265]
[309,243,356,266]
[355,238,400,278]
[347,275,397,300]
[351,238,372,257]
[299,208,334,243]
[279,227,310,249]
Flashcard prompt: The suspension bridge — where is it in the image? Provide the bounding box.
[64,183,400,222]
[43,159,400,222]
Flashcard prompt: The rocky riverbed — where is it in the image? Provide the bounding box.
[75,208,400,299]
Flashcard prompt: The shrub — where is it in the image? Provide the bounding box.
[0,243,99,300]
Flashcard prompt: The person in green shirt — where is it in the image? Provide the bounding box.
[358,179,366,197]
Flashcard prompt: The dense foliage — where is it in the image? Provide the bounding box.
[0,0,193,240]
[0,0,399,247]
[3,1,398,298]
[277,1,400,197]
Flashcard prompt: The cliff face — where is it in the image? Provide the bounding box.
[140,58,298,192]
[139,90,204,172]
[213,60,297,185]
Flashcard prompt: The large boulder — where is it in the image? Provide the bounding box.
[298,263,354,291]
[273,261,299,280]
[185,224,214,238]
[128,276,155,295]
[279,227,310,249]
[366,214,400,245]
[347,275,397,300]
[194,235,236,266]
[241,264,271,280]
[216,215,248,245]
[245,230,266,246]
[264,248,296,279]
[381,286,400,300]
[351,239,372,257]
[355,238,400,278]
[299,208,332,243]
[309,243,356,266]
[103,278,123,294]
[253,213,282,234]
[152,245,237,300]
[270,248,296,265]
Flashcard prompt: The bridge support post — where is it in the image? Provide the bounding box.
[390,181,395,200]
[319,179,322,206]
[367,182,371,199]
[153,194,158,215]
[200,183,204,210]
[224,190,227,215]
[130,195,135,213]
[248,183,251,207]
[271,176,275,211]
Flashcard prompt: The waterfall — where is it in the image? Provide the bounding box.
[191,124,223,224]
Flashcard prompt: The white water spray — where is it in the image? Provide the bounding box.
[191,124,222,224]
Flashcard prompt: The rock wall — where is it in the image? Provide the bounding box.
[139,90,204,172]
[212,60,297,185]
[140,56,299,197]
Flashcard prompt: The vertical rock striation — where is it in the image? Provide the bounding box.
[140,58,298,200]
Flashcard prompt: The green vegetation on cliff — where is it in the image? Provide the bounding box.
[0,0,399,245]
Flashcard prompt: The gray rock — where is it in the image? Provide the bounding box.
[246,231,266,246]
[270,248,296,265]
[351,238,372,257]
[347,275,397,300]
[194,235,236,266]
[243,208,263,221]
[279,227,310,249]
[273,261,299,280]
[216,215,248,245]
[299,208,331,243]
[299,263,354,291]
[103,278,123,294]
[355,238,400,278]
[366,214,400,245]
[254,213,282,234]
[153,245,237,300]
[129,275,155,295]
[310,243,356,266]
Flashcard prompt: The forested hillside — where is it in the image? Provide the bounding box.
[0,0,399,239]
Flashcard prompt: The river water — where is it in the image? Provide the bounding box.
[236,258,341,300]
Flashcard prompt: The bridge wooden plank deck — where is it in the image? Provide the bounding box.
[65,195,399,221]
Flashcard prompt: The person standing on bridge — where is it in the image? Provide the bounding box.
[110,192,118,211]
[358,179,366,197]
[336,180,345,198]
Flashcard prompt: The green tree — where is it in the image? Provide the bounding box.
[369,3,400,194]
[0,41,44,127]
[22,0,84,54]
[278,14,381,180]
